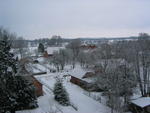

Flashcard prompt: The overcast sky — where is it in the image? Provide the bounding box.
[0,0,150,39]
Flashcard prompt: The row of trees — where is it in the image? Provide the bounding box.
[34,35,63,47]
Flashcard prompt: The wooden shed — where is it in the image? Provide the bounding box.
[130,97,150,113]
[70,75,88,88]
[31,76,43,97]
[70,75,103,92]
[25,76,43,97]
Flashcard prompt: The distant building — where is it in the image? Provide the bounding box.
[80,44,97,49]
[43,47,65,58]
[43,51,49,58]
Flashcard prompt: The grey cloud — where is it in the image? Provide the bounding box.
[0,0,150,39]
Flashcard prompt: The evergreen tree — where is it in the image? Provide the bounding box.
[0,36,17,112]
[0,38,17,75]
[0,78,17,113]
[0,29,37,112]
[53,79,70,106]
[38,43,44,53]
[14,76,37,110]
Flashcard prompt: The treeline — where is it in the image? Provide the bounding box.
[33,35,65,47]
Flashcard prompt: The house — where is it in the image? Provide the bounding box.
[130,97,150,113]
[80,44,97,49]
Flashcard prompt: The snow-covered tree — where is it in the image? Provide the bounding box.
[52,49,69,71]
[14,76,37,110]
[48,35,63,46]
[12,37,28,59]
[134,33,150,96]
[53,79,70,106]
[66,39,81,68]
[0,33,17,112]
[95,61,136,113]
[0,28,37,112]
[0,73,17,113]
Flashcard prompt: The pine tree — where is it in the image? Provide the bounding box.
[14,76,38,110]
[38,43,44,53]
[0,29,37,112]
[0,36,17,112]
[53,79,70,106]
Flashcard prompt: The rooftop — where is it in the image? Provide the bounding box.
[131,97,150,108]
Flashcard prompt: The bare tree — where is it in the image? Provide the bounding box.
[133,33,150,96]
[52,49,69,71]
[48,35,63,46]
[95,59,136,113]
[67,39,81,68]
[12,37,28,59]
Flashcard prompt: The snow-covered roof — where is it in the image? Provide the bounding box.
[68,65,88,79]
[26,63,47,74]
[47,47,65,55]
[131,97,150,108]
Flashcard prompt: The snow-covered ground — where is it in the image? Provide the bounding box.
[15,45,147,113]
[16,64,113,113]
